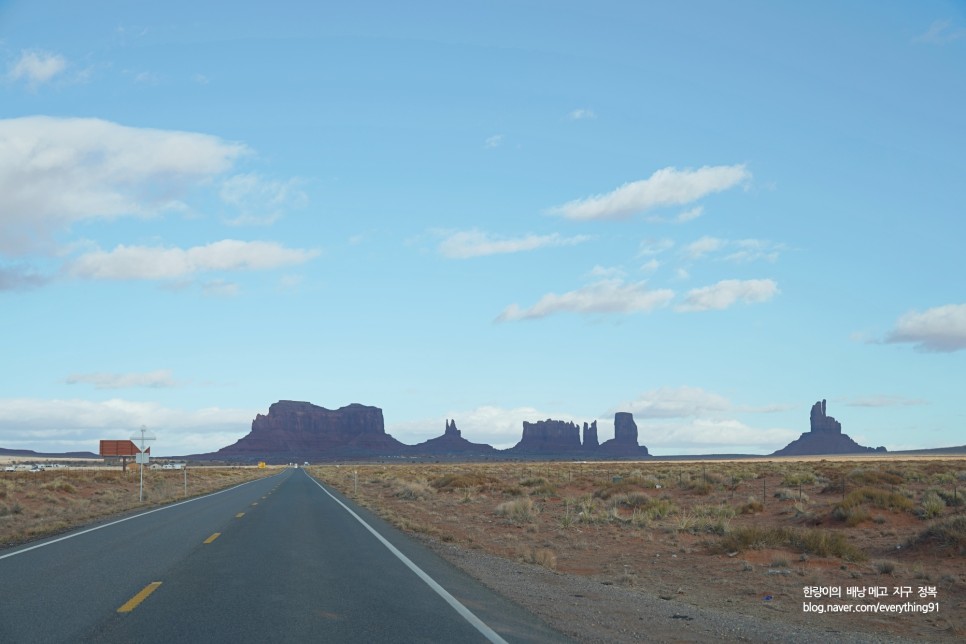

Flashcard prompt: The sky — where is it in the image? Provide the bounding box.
[1,1,964,457]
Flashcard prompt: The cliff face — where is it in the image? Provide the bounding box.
[773,399,884,456]
[599,412,649,456]
[216,400,407,459]
[509,413,648,457]
[510,419,583,453]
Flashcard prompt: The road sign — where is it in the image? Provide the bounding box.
[136,452,150,464]
[99,440,139,457]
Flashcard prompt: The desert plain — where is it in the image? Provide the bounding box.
[2,456,963,642]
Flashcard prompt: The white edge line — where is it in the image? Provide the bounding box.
[305,471,509,644]
[0,471,283,561]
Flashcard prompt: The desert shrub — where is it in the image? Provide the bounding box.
[917,491,946,519]
[518,546,557,570]
[496,497,537,524]
[641,498,677,520]
[394,480,434,500]
[909,515,966,554]
[782,470,816,486]
[593,479,648,500]
[847,468,903,486]
[773,487,797,501]
[838,486,913,512]
[831,504,869,527]
[430,473,499,492]
[936,489,964,507]
[610,492,651,509]
[874,560,897,575]
[739,496,763,514]
[714,526,866,562]
[40,477,76,494]
[519,476,547,487]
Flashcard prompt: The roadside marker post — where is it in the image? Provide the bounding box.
[130,425,156,502]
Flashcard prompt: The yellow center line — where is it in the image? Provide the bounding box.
[117,581,162,613]
[236,512,245,518]
[203,532,221,544]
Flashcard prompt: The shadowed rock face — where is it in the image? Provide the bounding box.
[509,414,649,457]
[810,399,842,434]
[216,400,406,458]
[773,399,882,456]
[599,412,649,456]
[582,421,599,449]
[511,419,583,453]
[411,419,496,455]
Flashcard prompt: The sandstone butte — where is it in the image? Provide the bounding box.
[772,398,886,456]
[210,400,649,462]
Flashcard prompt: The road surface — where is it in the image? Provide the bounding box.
[0,468,567,643]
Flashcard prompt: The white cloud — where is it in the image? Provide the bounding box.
[437,229,589,259]
[587,265,625,279]
[220,173,307,226]
[844,395,926,408]
[724,239,784,263]
[684,235,725,259]
[68,240,319,280]
[646,205,704,224]
[567,108,596,120]
[202,279,241,297]
[549,164,751,220]
[0,398,255,456]
[497,279,674,322]
[484,134,504,149]
[884,303,966,352]
[66,370,178,389]
[640,259,660,273]
[637,238,674,256]
[615,386,733,419]
[7,50,67,86]
[676,278,779,312]
[684,237,783,262]
[914,20,966,44]
[0,116,250,254]
[642,418,797,454]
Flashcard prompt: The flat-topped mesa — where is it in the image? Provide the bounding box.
[511,419,582,453]
[810,399,842,434]
[216,400,406,459]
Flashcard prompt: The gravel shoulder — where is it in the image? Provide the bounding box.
[420,536,938,643]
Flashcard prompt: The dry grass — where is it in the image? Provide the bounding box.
[308,457,966,641]
[0,466,277,548]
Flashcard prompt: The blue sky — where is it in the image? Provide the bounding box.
[1,1,964,456]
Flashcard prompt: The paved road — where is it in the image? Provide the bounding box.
[0,468,566,643]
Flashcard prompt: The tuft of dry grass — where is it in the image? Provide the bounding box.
[496,497,537,524]
[713,525,866,562]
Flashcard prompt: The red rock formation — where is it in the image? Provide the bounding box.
[411,419,496,455]
[215,400,407,459]
[773,399,882,456]
[510,419,583,453]
[582,421,599,449]
[599,412,649,456]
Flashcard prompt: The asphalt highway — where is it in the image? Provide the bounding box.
[0,468,567,643]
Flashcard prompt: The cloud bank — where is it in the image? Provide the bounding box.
[884,303,966,352]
